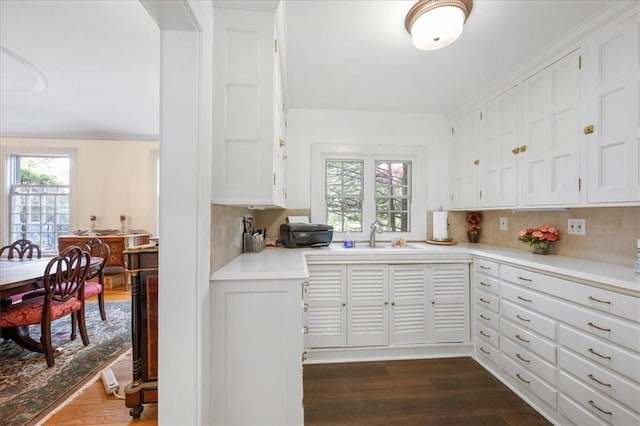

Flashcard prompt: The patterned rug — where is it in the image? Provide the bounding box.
[0,301,131,426]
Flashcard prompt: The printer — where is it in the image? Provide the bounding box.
[280,223,334,248]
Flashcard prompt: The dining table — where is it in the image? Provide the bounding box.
[0,256,103,352]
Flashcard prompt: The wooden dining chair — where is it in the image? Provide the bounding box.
[0,239,42,259]
[0,245,91,367]
[70,238,110,338]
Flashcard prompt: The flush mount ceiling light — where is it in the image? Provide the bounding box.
[405,0,473,51]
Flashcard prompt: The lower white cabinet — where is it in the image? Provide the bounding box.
[472,257,640,425]
[211,278,304,425]
[305,263,470,353]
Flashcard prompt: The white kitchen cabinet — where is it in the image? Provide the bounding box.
[428,263,470,343]
[305,262,470,352]
[478,85,519,208]
[582,14,640,203]
[347,264,389,347]
[450,109,479,209]
[304,264,347,348]
[210,278,303,425]
[520,49,582,206]
[472,258,640,425]
[212,6,286,208]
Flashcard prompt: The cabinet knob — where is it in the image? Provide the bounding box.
[583,125,594,135]
[279,138,286,147]
[341,302,346,307]
[519,145,527,153]
[384,301,388,305]
[303,303,309,312]
[512,147,520,155]
[473,159,480,166]
[391,301,395,306]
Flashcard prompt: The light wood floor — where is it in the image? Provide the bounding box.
[36,286,158,426]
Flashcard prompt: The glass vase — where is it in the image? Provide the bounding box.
[467,230,480,243]
[532,240,550,255]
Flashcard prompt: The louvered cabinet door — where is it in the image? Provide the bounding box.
[347,265,389,347]
[389,265,429,345]
[428,264,470,343]
[305,264,347,348]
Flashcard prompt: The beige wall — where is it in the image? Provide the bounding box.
[0,137,159,245]
[211,204,251,271]
[446,207,639,266]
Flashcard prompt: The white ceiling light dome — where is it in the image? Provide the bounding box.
[405,0,473,51]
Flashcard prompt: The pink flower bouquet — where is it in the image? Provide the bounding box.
[518,224,559,245]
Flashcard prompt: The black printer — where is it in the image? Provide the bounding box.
[280,223,334,248]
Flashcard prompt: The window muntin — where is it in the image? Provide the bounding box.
[375,161,411,232]
[325,160,363,232]
[8,155,70,252]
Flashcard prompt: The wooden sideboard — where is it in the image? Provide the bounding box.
[123,244,158,418]
[58,234,149,269]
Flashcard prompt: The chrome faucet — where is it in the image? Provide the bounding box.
[369,221,380,247]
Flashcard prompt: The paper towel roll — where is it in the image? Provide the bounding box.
[433,211,449,240]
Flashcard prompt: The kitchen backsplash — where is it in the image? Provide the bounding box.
[212,205,638,271]
[446,207,639,267]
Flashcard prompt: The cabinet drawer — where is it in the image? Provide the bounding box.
[559,394,606,426]
[501,353,557,410]
[476,322,499,348]
[476,339,499,366]
[552,298,640,352]
[501,300,556,341]
[475,275,499,296]
[559,348,640,412]
[475,258,499,278]
[475,289,499,314]
[501,282,554,316]
[501,319,555,364]
[476,305,499,331]
[501,264,640,323]
[502,335,556,385]
[559,371,640,425]
[558,325,640,383]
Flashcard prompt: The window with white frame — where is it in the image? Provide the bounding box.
[311,144,426,241]
[7,154,71,252]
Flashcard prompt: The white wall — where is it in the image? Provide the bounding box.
[286,108,451,210]
[0,137,159,243]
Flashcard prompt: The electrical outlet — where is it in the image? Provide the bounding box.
[499,217,508,231]
[568,218,586,236]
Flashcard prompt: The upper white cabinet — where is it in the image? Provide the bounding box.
[450,109,479,209]
[449,5,639,210]
[212,6,286,208]
[478,85,519,208]
[520,50,581,206]
[582,14,639,203]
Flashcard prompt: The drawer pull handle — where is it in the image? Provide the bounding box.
[517,276,532,282]
[479,265,491,270]
[480,330,490,338]
[588,296,611,305]
[517,296,532,303]
[516,314,530,322]
[588,322,611,332]
[480,282,491,287]
[303,326,309,334]
[303,303,309,312]
[588,374,611,388]
[516,353,530,363]
[516,373,530,384]
[480,314,490,321]
[588,348,612,360]
[479,347,491,355]
[515,334,530,343]
[588,400,612,416]
[480,298,490,304]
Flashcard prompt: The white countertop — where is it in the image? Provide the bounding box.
[211,242,640,295]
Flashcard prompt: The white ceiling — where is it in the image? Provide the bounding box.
[0,0,620,140]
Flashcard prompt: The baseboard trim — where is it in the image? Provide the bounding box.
[304,342,473,364]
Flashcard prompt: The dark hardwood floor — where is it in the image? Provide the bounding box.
[304,357,551,426]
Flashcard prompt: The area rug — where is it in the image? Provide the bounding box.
[0,301,132,426]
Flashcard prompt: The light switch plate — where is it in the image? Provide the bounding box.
[499,217,508,231]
